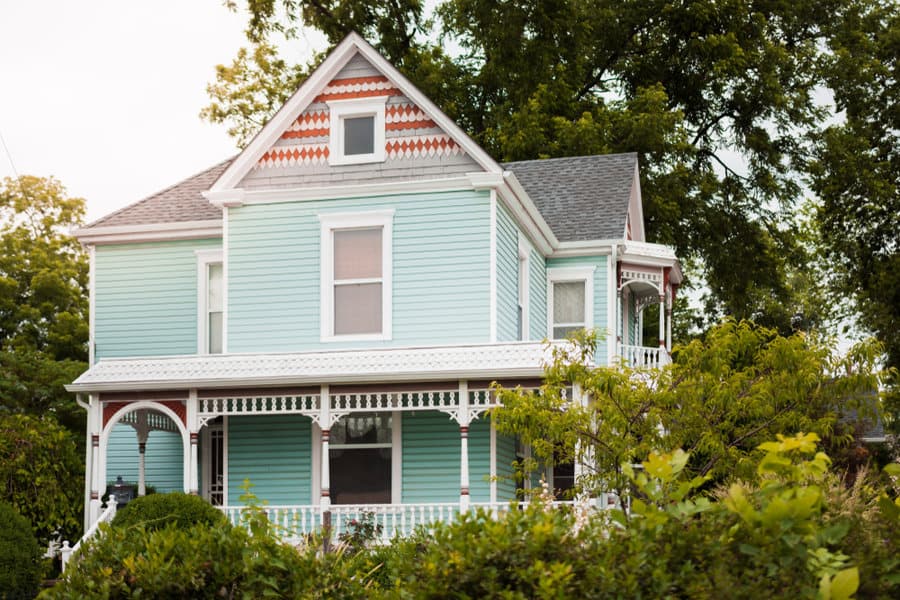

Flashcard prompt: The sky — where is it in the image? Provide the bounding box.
[0,1,323,223]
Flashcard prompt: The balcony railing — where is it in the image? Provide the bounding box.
[618,344,670,369]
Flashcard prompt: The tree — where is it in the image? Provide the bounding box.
[491,321,885,500]
[202,0,898,336]
[0,413,84,544]
[808,0,899,428]
[0,175,89,435]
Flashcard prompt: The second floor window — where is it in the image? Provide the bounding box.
[207,263,224,353]
[320,210,394,341]
[196,249,224,354]
[333,228,383,335]
[547,267,594,340]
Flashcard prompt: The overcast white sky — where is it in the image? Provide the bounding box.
[0,1,324,223]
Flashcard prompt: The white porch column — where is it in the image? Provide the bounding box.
[666,293,673,353]
[616,289,623,357]
[572,383,585,485]
[319,385,331,513]
[658,294,666,351]
[89,397,103,525]
[458,381,470,511]
[187,390,199,495]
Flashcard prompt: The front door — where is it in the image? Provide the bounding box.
[201,419,225,506]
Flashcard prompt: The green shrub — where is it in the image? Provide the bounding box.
[111,492,227,532]
[45,519,378,598]
[0,501,44,600]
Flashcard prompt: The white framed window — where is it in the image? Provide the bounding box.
[329,412,400,504]
[547,266,594,339]
[517,237,530,341]
[320,210,393,342]
[327,97,388,165]
[196,249,224,354]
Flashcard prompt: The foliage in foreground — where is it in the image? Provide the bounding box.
[111,492,227,533]
[47,435,900,599]
[493,320,887,501]
[0,413,84,545]
[0,501,44,600]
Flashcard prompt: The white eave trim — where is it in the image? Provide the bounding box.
[65,341,566,393]
[204,175,483,208]
[74,220,223,245]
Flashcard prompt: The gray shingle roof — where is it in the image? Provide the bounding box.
[503,153,637,242]
[83,157,236,229]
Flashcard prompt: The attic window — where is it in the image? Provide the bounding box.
[328,97,387,165]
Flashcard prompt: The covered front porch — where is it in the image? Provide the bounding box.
[68,343,602,542]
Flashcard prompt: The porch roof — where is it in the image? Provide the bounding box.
[67,342,565,393]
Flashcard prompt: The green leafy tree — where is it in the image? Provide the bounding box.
[0,413,84,544]
[202,0,900,336]
[0,175,88,435]
[492,321,885,500]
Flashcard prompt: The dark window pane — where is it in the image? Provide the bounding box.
[331,413,392,445]
[330,447,391,504]
[553,461,575,500]
[344,116,375,155]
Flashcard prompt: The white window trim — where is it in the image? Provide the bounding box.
[327,96,388,165]
[547,266,594,339]
[323,411,401,505]
[517,236,530,341]
[319,210,394,342]
[196,249,224,354]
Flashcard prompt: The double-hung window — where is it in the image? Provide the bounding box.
[196,249,224,354]
[329,413,393,504]
[320,211,393,341]
[547,267,594,339]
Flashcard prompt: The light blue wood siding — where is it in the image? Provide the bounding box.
[469,419,491,502]
[227,189,491,352]
[495,201,519,341]
[401,411,458,503]
[495,431,518,501]
[94,239,221,360]
[228,415,312,506]
[106,424,183,493]
[546,255,609,365]
[400,411,492,503]
[528,247,547,341]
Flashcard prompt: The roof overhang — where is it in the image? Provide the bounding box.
[67,342,568,393]
[73,220,223,245]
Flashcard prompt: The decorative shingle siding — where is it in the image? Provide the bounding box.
[93,239,222,360]
[228,415,312,506]
[546,255,609,365]
[495,200,519,341]
[240,52,481,190]
[227,189,491,352]
[106,424,183,493]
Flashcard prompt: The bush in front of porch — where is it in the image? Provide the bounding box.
[111,492,227,532]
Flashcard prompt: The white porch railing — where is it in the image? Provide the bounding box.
[221,498,623,544]
[61,495,117,572]
[618,344,670,369]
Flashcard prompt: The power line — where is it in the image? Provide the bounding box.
[0,128,20,180]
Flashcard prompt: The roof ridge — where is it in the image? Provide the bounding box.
[86,156,236,229]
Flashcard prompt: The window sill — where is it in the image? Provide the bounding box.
[321,333,392,343]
